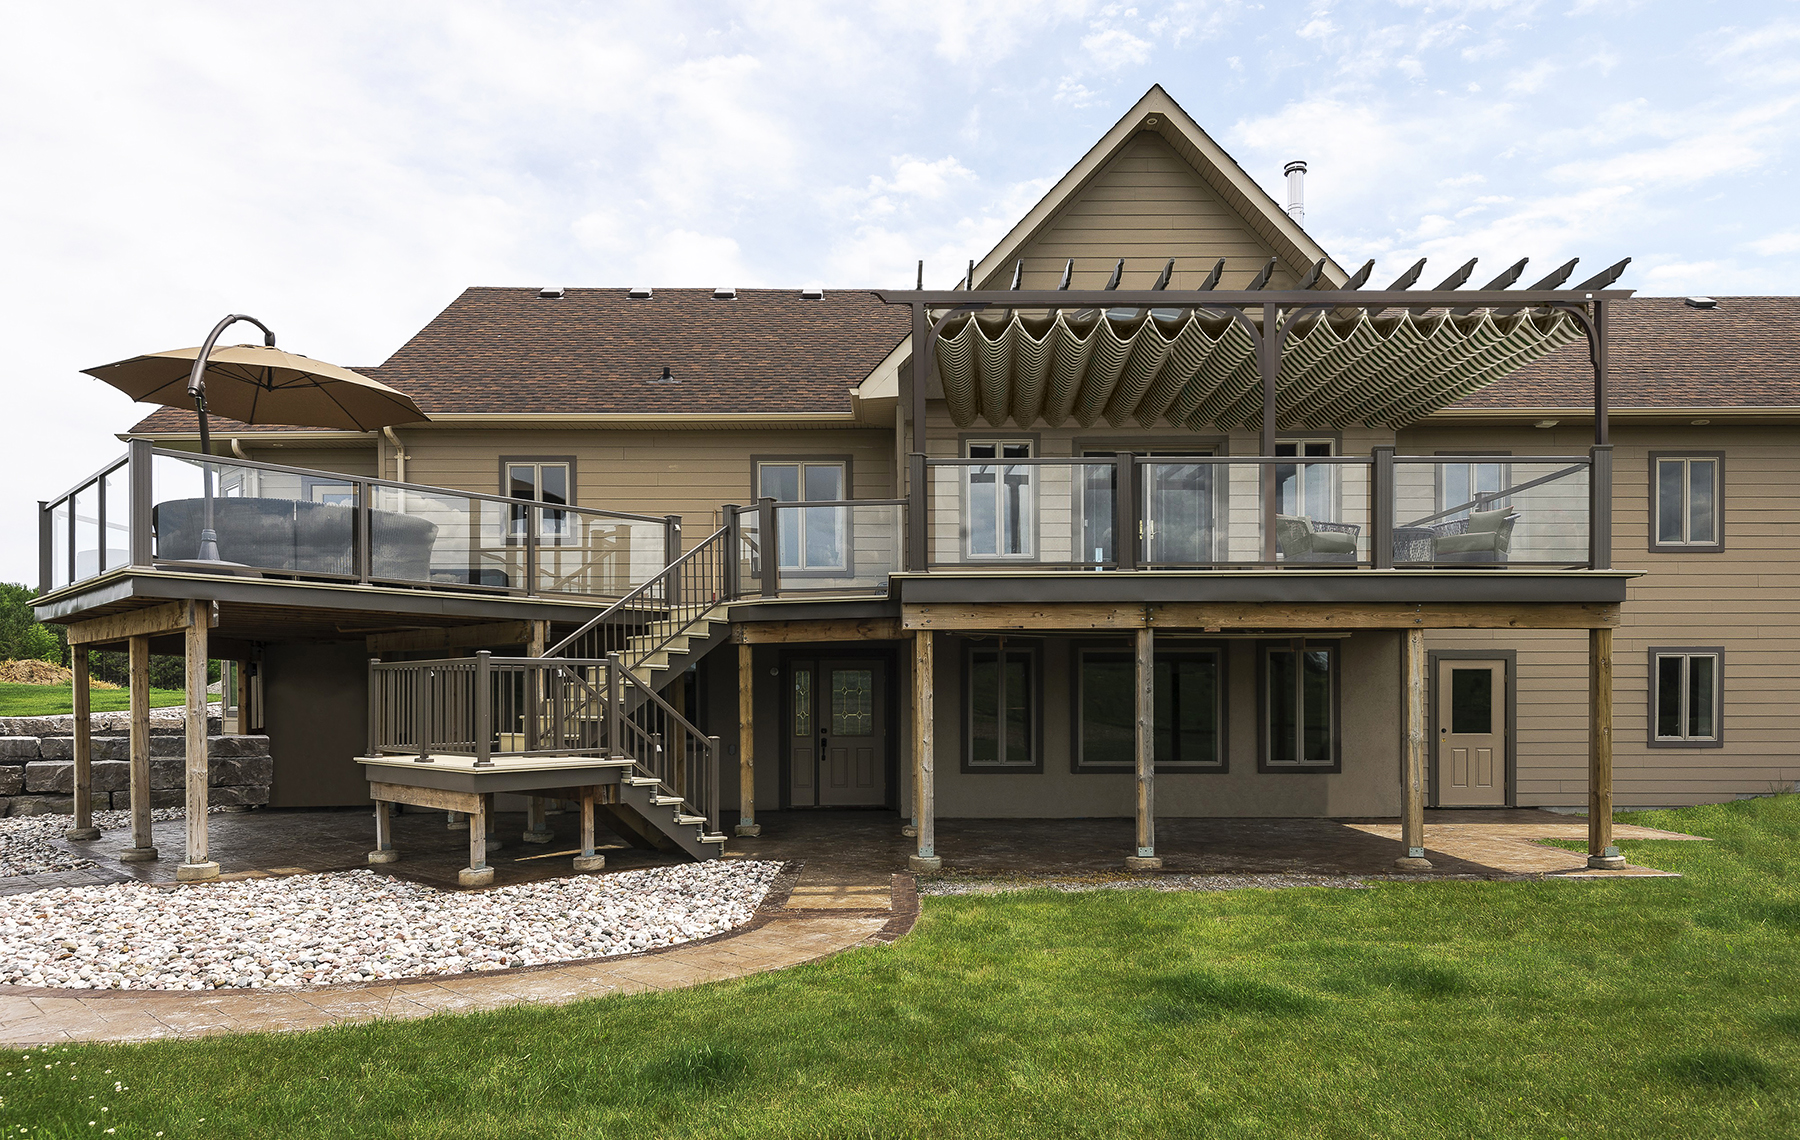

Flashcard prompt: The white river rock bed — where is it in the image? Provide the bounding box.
[0,808,194,877]
[0,861,784,990]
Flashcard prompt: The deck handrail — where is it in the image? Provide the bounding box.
[543,524,731,661]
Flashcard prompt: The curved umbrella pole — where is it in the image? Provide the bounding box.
[186,314,276,561]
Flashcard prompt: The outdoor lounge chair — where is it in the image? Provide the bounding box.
[1274,514,1360,563]
[152,498,438,580]
[1430,507,1517,564]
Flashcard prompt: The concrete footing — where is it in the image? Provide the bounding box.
[63,827,101,842]
[734,823,761,838]
[119,846,159,863]
[901,825,918,838]
[446,814,468,831]
[907,854,942,872]
[1125,855,1163,871]
[572,854,606,872]
[367,850,400,864]
[175,861,220,882]
[1587,853,1628,870]
[521,829,555,844]
[458,867,495,887]
[1394,856,1435,870]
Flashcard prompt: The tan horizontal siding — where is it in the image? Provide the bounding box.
[1408,423,1800,806]
[1010,133,1302,292]
[392,428,895,547]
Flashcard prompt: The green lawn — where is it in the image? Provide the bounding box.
[5,798,1799,1138]
[0,683,187,717]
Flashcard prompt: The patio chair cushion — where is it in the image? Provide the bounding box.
[1465,507,1511,534]
[1275,514,1359,561]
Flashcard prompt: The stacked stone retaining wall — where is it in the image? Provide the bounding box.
[0,709,270,816]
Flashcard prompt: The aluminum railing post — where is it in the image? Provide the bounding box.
[357,480,373,583]
[606,652,624,757]
[524,505,539,596]
[722,504,742,599]
[416,667,433,763]
[37,501,51,595]
[1589,445,1613,570]
[474,652,493,767]
[908,452,928,571]
[128,440,154,568]
[367,659,379,754]
[1372,447,1395,570]
[758,497,779,597]
[1113,452,1137,569]
[663,514,683,608]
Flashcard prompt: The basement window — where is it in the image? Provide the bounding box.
[964,643,1040,772]
[1074,645,1225,772]
[1259,641,1339,772]
[1650,649,1722,747]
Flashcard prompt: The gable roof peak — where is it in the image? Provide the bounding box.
[971,83,1345,292]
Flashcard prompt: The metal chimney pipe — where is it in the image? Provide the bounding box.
[1283,160,1307,224]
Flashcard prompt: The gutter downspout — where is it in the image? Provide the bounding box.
[382,426,408,483]
[229,439,250,462]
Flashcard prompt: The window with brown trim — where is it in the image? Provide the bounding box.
[1649,648,1723,747]
[1258,641,1340,772]
[964,642,1040,771]
[1073,645,1225,772]
[1650,453,1723,551]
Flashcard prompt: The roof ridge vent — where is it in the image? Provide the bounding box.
[1684,296,1718,309]
[713,286,737,300]
[800,285,824,300]
[537,285,565,299]
[628,286,653,300]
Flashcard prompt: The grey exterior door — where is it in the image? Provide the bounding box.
[788,658,887,807]
[1437,659,1507,807]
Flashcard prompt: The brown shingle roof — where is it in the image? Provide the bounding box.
[128,292,1800,435]
[1447,296,1800,411]
[130,287,910,433]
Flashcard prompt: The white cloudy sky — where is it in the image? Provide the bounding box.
[2,0,1797,583]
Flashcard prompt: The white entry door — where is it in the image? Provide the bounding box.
[1436,659,1507,807]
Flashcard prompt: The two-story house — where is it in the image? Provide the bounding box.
[36,85,1797,886]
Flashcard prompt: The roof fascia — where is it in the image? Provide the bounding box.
[970,84,1347,290]
[1420,405,1800,421]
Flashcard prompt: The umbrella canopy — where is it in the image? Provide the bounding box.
[83,342,427,431]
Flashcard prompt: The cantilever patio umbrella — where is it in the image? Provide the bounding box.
[82,313,429,560]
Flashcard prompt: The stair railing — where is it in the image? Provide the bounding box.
[606,653,722,834]
[543,524,732,669]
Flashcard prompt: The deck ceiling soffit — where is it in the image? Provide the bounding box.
[928,305,1585,431]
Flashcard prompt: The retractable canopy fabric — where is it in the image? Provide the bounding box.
[930,306,1584,431]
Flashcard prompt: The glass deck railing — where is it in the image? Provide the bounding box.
[41,443,675,601]
[39,444,1610,604]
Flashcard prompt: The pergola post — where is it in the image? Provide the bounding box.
[119,634,157,863]
[1126,626,1161,870]
[1588,627,1625,869]
[1396,628,1433,870]
[177,599,219,881]
[909,630,940,872]
[65,645,100,841]
[735,640,759,836]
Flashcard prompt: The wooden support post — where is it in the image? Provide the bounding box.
[368,799,398,864]
[65,645,100,841]
[1126,626,1161,869]
[446,811,467,830]
[119,634,157,863]
[574,787,604,872]
[460,795,493,887]
[234,658,253,733]
[909,630,940,872]
[735,641,759,836]
[177,600,219,881]
[1396,628,1433,870]
[1588,627,1624,869]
